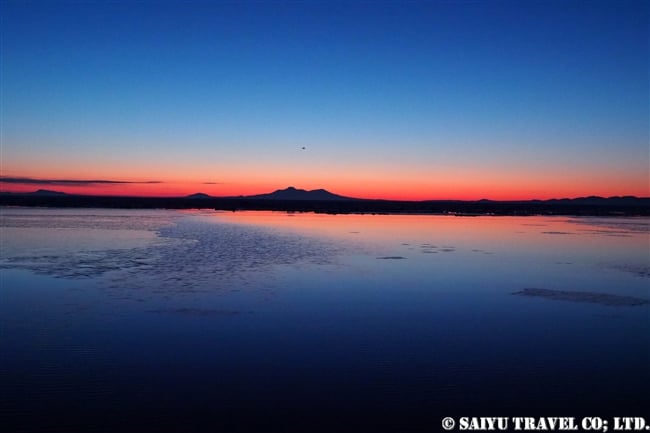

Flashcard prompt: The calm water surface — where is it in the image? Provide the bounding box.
[1,208,648,432]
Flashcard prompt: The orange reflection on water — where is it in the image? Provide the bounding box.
[205,211,648,260]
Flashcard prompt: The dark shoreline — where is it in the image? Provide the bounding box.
[1,194,648,216]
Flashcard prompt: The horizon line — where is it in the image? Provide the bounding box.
[1,188,648,203]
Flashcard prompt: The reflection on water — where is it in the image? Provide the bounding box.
[1,208,648,432]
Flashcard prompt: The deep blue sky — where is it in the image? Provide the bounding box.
[1,0,648,199]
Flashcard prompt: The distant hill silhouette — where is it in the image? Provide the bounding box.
[30,189,68,196]
[545,196,649,206]
[0,188,647,216]
[243,186,352,201]
[0,189,69,196]
[425,196,650,206]
[186,192,212,199]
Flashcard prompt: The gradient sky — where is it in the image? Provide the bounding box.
[1,0,648,200]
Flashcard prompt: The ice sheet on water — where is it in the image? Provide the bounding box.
[1,214,352,296]
[568,217,650,235]
[513,288,650,306]
[1,248,165,279]
[107,218,351,295]
[601,263,650,278]
[0,208,179,231]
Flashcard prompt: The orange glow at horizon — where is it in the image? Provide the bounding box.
[1,172,648,201]
[3,142,649,200]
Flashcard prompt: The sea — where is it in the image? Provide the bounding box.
[1,208,648,432]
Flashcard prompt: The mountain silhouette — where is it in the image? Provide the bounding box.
[244,186,352,201]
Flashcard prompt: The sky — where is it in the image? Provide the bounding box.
[1,0,648,200]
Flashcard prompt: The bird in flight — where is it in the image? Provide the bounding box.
[301,146,306,150]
